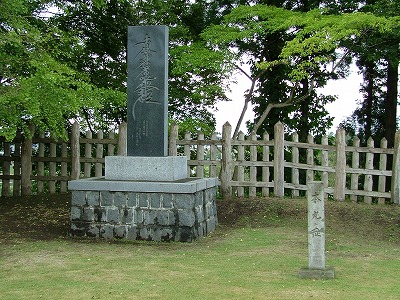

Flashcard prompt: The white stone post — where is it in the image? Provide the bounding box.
[299,181,335,279]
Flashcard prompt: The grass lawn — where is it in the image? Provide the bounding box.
[1,194,400,299]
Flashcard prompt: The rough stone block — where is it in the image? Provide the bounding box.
[177,227,194,242]
[100,224,114,239]
[83,207,94,222]
[94,207,107,222]
[87,191,100,206]
[139,227,152,241]
[195,206,205,223]
[144,210,157,225]
[86,225,100,238]
[136,210,144,224]
[70,206,81,221]
[114,225,127,239]
[195,191,203,206]
[149,193,161,208]
[107,207,120,224]
[71,191,86,206]
[174,194,195,210]
[114,192,127,207]
[70,222,85,237]
[127,192,137,207]
[157,210,175,226]
[138,193,149,208]
[101,191,113,206]
[126,225,138,240]
[206,217,216,233]
[178,210,195,227]
[121,208,134,224]
[162,194,173,208]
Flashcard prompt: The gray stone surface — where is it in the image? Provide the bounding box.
[299,267,335,279]
[127,25,168,157]
[70,184,218,242]
[307,181,326,270]
[68,177,219,194]
[105,156,187,181]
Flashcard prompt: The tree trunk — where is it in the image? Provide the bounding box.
[384,58,398,148]
[364,61,374,142]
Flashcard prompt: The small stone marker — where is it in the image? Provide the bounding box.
[299,181,335,279]
[127,25,168,157]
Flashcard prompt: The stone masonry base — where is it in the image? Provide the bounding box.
[69,178,218,242]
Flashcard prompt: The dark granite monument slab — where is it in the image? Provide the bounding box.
[127,25,168,156]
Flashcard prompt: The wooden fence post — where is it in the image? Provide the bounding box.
[391,131,400,204]
[117,122,127,156]
[363,137,374,204]
[321,135,329,199]
[2,142,11,197]
[13,132,21,196]
[274,122,284,197]
[262,132,270,197]
[334,128,346,201]
[249,133,257,197]
[378,138,387,204]
[21,124,34,195]
[196,132,204,177]
[220,122,232,200]
[237,131,245,197]
[168,122,178,156]
[350,136,360,202]
[292,133,299,197]
[95,130,103,177]
[71,122,80,180]
[49,138,57,193]
[210,132,218,178]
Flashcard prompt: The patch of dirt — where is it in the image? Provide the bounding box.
[0,193,71,243]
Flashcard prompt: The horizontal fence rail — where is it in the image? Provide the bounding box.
[1,122,399,205]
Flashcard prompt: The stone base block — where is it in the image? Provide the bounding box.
[68,177,219,242]
[298,267,335,279]
[105,156,187,181]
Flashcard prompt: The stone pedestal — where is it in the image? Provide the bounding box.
[105,156,187,181]
[68,177,219,242]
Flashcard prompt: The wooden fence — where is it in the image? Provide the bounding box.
[1,121,400,204]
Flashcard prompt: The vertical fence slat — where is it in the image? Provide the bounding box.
[95,130,103,177]
[221,122,232,200]
[363,137,374,204]
[378,138,387,204]
[84,131,92,178]
[49,139,56,194]
[196,132,204,177]
[61,142,68,193]
[249,133,257,197]
[274,122,284,197]
[117,122,127,156]
[13,132,21,196]
[108,131,115,156]
[210,133,218,178]
[291,133,299,197]
[262,132,270,197]
[71,122,80,180]
[2,141,11,197]
[37,132,45,193]
[169,122,178,156]
[307,134,314,184]
[237,131,245,197]
[334,128,346,201]
[391,132,400,204]
[321,135,329,199]
[350,137,360,202]
[184,132,191,176]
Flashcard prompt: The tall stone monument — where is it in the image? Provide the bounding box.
[299,181,335,279]
[68,26,219,242]
[127,26,168,157]
[105,25,186,181]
